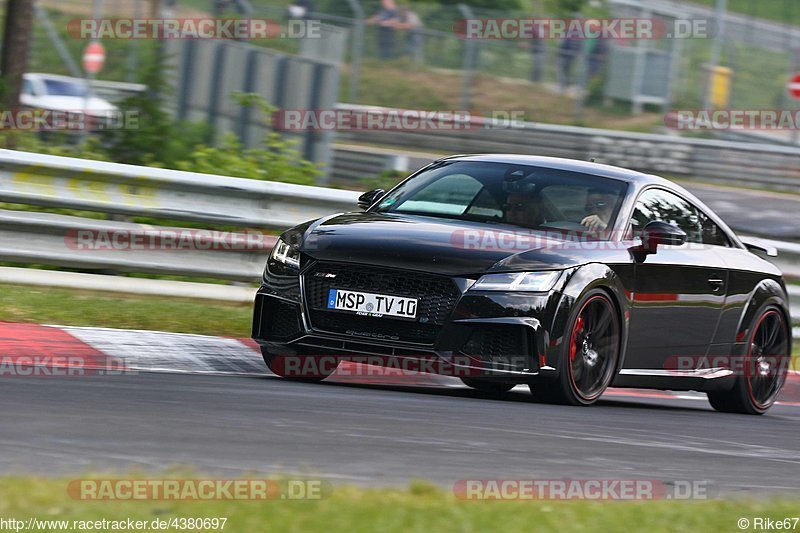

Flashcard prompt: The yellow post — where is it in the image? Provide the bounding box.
[708,66,732,108]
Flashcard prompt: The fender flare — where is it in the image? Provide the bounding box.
[733,278,791,356]
[542,263,632,378]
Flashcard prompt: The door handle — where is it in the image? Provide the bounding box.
[707,276,725,291]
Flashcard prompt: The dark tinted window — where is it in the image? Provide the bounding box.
[43,79,86,97]
[375,161,628,239]
[630,188,730,246]
[697,210,731,247]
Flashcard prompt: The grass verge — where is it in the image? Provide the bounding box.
[0,284,252,338]
[0,476,798,532]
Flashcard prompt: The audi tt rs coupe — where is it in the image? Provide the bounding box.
[253,155,791,414]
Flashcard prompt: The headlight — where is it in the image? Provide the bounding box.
[269,238,300,269]
[471,271,560,292]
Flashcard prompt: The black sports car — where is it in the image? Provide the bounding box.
[253,155,791,414]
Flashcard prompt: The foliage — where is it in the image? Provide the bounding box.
[360,169,410,192]
[171,93,321,185]
[104,52,212,168]
[544,0,588,16]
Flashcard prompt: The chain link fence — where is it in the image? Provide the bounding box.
[22,0,800,143]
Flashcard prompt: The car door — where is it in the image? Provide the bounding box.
[624,188,729,370]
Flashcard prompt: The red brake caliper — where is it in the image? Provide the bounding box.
[570,316,585,362]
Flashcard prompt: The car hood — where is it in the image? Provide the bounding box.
[290,212,631,276]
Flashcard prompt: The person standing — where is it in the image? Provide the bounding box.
[557,29,582,91]
[367,0,399,60]
[529,22,546,83]
[396,5,423,63]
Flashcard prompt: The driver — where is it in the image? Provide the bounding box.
[581,189,616,233]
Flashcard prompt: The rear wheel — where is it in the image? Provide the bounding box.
[261,348,337,382]
[460,378,515,394]
[707,306,789,415]
[531,289,621,406]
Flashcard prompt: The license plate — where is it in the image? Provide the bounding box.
[326,289,418,320]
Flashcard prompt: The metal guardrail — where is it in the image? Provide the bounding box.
[0,150,358,230]
[0,209,276,281]
[333,104,800,192]
[0,149,357,281]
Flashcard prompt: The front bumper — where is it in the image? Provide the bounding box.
[252,268,563,379]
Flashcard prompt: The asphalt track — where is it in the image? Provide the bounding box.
[2,371,799,496]
[682,182,800,240]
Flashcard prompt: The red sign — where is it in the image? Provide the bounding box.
[82,42,106,74]
[789,73,800,100]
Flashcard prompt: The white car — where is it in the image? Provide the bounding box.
[21,73,117,118]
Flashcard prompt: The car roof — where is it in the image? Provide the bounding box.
[438,154,742,246]
[441,154,670,185]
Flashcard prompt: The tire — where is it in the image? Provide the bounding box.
[530,288,621,406]
[261,348,337,382]
[707,306,790,415]
[460,377,515,394]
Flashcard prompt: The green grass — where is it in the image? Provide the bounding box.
[0,283,252,337]
[691,0,800,26]
[0,475,798,532]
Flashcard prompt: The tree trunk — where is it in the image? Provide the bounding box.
[149,0,163,18]
[0,0,34,143]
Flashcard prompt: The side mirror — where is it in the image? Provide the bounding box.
[358,188,385,210]
[642,220,687,252]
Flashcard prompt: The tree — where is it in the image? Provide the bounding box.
[149,0,163,18]
[0,0,34,133]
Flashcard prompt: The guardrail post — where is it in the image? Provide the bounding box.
[703,0,727,109]
[458,4,477,110]
[126,0,143,82]
[345,0,365,103]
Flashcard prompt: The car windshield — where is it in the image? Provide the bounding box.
[373,160,628,240]
[42,79,87,97]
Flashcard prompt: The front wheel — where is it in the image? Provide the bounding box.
[261,349,337,383]
[707,306,790,415]
[530,288,621,406]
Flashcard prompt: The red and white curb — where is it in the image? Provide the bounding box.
[1,322,798,405]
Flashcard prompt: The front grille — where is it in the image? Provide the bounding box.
[461,325,529,370]
[303,262,461,345]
